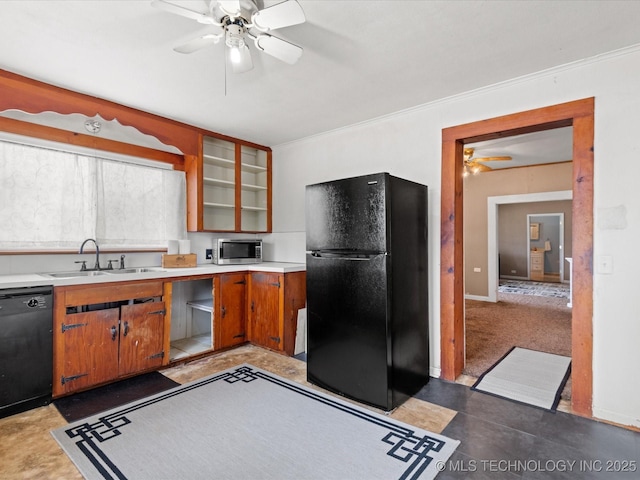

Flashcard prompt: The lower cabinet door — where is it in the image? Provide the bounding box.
[119,302,166,377]
[217,273,247,349]
[60,308,120,394]
[248,272,282,351]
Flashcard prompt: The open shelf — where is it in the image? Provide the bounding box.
[241,183,268,192]
[204,177,235,188]
[192,135,270,233]
[204,154,235,167]
[169,280,214,362]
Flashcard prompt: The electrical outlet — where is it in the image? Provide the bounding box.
[473,267,481,273]
[205,248,213,260]
[511,270,517,274]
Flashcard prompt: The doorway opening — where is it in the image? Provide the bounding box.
[440,98,594,417]
[463,189,573,394]
[528,213,564,282]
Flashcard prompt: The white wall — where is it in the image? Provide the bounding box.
[270,45,640,428]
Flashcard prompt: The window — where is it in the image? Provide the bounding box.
[0,139,186,250]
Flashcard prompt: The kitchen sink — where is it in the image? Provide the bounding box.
[105,267,166,274]
[41,271,108,278]
[40,267,166,279]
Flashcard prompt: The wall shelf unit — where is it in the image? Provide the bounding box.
[187,135,271,232]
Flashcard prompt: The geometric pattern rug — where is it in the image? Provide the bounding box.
[498,279,570,299]
[52,364,459,480]
[471,347,572,412]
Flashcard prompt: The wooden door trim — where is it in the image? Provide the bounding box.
[440,98,594,417]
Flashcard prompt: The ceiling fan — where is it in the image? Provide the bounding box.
[152,0,305,73]
[463,147,512,175]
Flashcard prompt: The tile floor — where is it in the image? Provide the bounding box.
[1,344,638,479]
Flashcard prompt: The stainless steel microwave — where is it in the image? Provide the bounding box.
[212,239,262,265]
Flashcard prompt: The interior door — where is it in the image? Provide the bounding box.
[119,302,165,376]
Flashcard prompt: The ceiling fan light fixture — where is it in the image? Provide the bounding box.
[154,0,306,74]
[225,22,247,64]
[229,44,242,63]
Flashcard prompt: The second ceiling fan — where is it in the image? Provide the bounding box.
[152,0,306,73]
[463,147,512,175]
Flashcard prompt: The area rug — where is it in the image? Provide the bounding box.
[54,372,180,422]
[498,279,570,299]
[471,347,571,411]
[52,364,459,480]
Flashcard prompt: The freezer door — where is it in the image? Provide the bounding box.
[306,252,391,410]
[305,173,388,252]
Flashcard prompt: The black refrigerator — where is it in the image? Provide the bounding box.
[305,172,429,411]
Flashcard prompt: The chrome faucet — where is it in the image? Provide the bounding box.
[79,238,100,270]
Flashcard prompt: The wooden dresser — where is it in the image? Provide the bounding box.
[530,250,544,281]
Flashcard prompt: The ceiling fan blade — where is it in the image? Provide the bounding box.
[227,44,253,73]
[475,156,513,162]
[151,0,217,24]
[218,0,241,17]
[467,162,493,173]
[254,34,302,64]
[252,0,305,31]
[174,33,223,54]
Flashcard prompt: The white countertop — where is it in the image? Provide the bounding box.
[0,262,306,289]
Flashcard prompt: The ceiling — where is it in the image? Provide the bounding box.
[1,1,640,152]
[466,127,574,170]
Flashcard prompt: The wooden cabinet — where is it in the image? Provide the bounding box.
[215,272,247,349]
[53,281,166,397]
[247,271,306,355]
[60,308,120,393]
[187,135,271,233]
[119,302,167,376]
[530,250,544,281]
[248,272,281,351]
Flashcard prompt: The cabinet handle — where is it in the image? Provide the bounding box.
[221,306,226,318]
[251,300,255,313]
[123,321,129,337]
[111,326,117,341]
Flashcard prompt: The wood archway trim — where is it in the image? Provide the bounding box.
[440,98,594,417]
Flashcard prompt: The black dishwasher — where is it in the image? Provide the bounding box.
[0,286,53,418]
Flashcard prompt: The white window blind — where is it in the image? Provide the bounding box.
[0,140,186,250]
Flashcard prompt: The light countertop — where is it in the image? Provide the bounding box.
[0,262,306,289]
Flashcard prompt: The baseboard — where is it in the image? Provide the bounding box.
[429,366,441,378]
[500,275,529,281]
[592,406,640,429]
[465,294,492,302]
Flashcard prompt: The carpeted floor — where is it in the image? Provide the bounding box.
[464,287,572,399]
